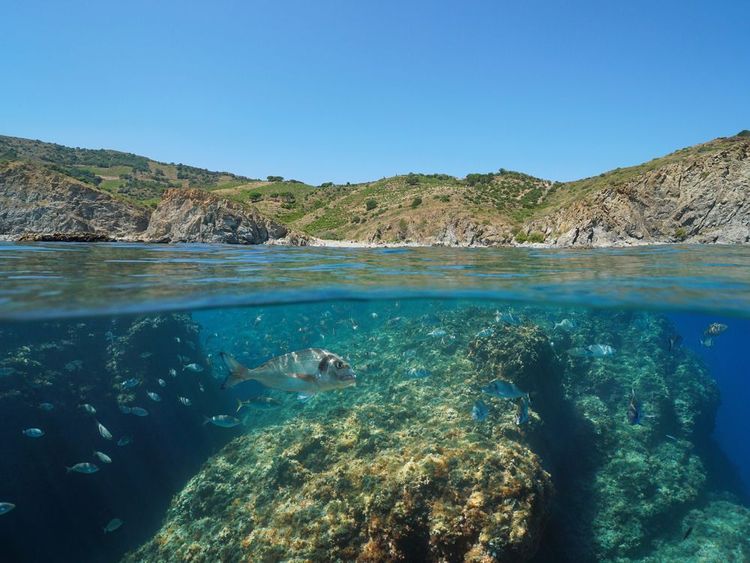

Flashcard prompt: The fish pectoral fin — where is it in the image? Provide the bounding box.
[291,372,318,383]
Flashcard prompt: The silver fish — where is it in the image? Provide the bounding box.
[178,397,192,406]
[0,502,15,515]
[79,403,97,415]
[184,363,203,373]
[588,344,615,357]
[482,379,527,399]
[116,436,132,447]
[93,450,112,464]
[554,319,575,331]
[168,368,177,378]
[118,404,132,415]
[121,378,140,390]
[22,428,44,438]
[38,402,54,411]
[130,407,149,417]
[427,328,447,338]
[66,462,99,474]
[97,421,113,440]
[203,415,241,428]
[103,518,124,533]
[220,349,356,395]
[157,378,166,387]
[472,399,489,422]
[147,391,161,402]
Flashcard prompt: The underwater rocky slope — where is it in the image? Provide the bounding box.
[125,304,750,562]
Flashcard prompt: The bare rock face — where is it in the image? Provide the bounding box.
[142,188,306,245]
[0,162,150,240]
[520,137,750,247]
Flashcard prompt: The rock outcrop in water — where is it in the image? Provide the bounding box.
[0,161,150,241]
[126,305,750,562]
[142,188,307,245]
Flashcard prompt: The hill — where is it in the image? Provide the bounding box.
[1,131,748,246]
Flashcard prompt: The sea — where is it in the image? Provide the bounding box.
[0,242,748,562]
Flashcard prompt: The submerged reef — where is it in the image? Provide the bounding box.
[126,304,749,562]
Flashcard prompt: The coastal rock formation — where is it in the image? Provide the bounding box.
[0,161,149,240]
[142,188,306,245]
[521,136,750,247]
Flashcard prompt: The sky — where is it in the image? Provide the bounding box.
[1,0,748,185]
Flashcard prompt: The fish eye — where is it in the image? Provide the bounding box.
[335,360,343,369]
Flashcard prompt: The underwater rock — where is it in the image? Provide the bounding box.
[126,321,556,562]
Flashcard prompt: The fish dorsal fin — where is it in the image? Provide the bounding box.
[292,372,318,383]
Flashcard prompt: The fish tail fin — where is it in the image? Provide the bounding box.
[65,466,72,474]
[202,416,210,426]
[220,352,251,389]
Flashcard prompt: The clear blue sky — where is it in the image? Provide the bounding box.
[2,0,748,184]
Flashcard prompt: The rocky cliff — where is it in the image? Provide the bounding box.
[141,188,306,245]
[0,161,150,240]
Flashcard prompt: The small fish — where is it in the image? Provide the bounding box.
[496,309,520,326]
[174,337,181,344]
[404,366,432,379]
[554,319,575,331]
[168,368,177,378]
[184,363,204,373]
[515,395,530,425]
[177,355,188,364]
[370,312,378,319]
[139,352,153,359]
[157,378,166,387]
[220,349,356,394]
[627,389,642,425]
[427,328,447,338]
[236,397,282,413]
[475,327,494,338]
[482,379,527,400]
[203,415,241,428]
[0,502,15,515]
[118,404,132,415]
[129,407,149,417]
[198,382,205,393]
[682,526,693,540]
[402,349,417,359]
[38,402,54,411]
[120,378,140,390]
[22,428,44,438]
[116,436,132,447]
[104,518,124,533]
[704,322,727,337]
[93,450,112,464]
[178,397,192,407]
[588,344,615,357]
[472,399,489,422]
[97,421,113,440]
[79,403,97,415]
[66,462,99,474]
[147,391,161,402]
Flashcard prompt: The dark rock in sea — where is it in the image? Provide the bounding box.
[0,161,150,240]
[142,188,308,245]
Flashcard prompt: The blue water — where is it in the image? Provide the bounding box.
[0,242,749,562]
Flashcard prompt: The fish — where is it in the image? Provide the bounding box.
[554,319,575,331]
[236,397,282,413]
[588,344,615,357]
[405,366,432,379]
[157,378,166,387]
[496,309,521,326]
[139,352,153,359]
[370,312,378,319]
[203,415,241,428]
[147,391,161,402]
[474,327,494,338]
[472,399,489,422]
[116,436,132,447]
[38,402,54,411]
[118,404,132,414]
[93,450,112,464]
[668,334,683,352]
[627,389,642,425]
[198,382,205,392]
[184,363,204,373]
[168,368,177,378]
[129,407,149,417]
[427,328,447,338]
[104,518,124,533]
[66,462,99,474]
[97,421,113,440]
[220,349,356,395]
[120,378,140,390]
[0,502,15,515]
[704,322,728,337]
[682,526,693,540]
[79,403,97,415]
[482,379,527,400]
[22,428,44,438]
[178,397,192,406]
[515,395,530,425]
[174,337,181,344]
